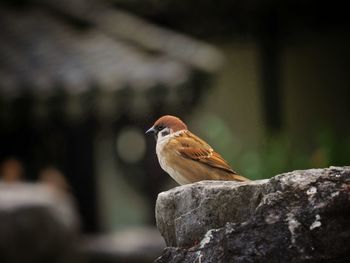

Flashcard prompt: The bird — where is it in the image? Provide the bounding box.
[146,115,250,185]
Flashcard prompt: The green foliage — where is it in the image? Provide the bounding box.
[238,130,350,180]
[199,114,349,180]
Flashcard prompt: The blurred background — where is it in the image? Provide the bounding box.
[0,0,350,261]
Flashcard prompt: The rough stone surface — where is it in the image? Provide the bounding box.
[155,178,269,247]
[155,166,350,263]
[0,183,81,263]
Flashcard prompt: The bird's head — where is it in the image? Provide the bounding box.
[146,115,188,141]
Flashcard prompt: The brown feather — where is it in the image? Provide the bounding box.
[153,115,187,132]
[153,116,250,184]
[176,131,249,181]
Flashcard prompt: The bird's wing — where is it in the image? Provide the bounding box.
[176,131,238,174]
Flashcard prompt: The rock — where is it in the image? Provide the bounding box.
[0,183,81,263]
[82,227,165,263]
[155,179,268,247]
[155,166,350,263]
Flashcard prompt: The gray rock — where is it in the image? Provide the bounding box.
[0,183,81,263]
[156,179,269,247]
[155,166,350,263]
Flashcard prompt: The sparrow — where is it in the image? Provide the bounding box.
[146,115,250,185]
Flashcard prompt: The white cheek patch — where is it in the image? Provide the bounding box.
[157,128,173,142]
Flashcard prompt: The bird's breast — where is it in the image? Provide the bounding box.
[156,137,191,185]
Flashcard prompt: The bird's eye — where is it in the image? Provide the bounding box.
[156,125,165,131]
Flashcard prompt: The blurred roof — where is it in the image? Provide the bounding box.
[0,1,223,120]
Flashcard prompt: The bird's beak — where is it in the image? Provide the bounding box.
[145,126,156,135]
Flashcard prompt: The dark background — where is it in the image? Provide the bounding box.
[0,0,349,233]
